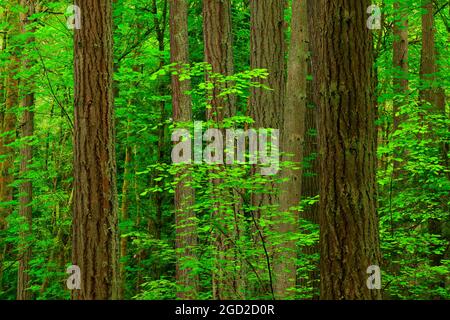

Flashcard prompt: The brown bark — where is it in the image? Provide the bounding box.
[249,0,286,298]
[72,0,120,300]
[203,0,241,300]
[17,0,35,300]
[299,2,321,296]
[203,0,235,121]
[275,0,308,299]
[393,2,409,132]
[119,139,132,300]
[0,6,7,289]
[310,0,382,300]
[0,6,19,289]
[419,0,436,108]
[392,2,409,181]
[170,0,198,299]
[419,1,448,294]
[299,65,320,298]
[151,0,167,246]
[0,9,5,125]
[250,0,285,130]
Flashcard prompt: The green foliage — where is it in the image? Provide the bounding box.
[0,0,448,301]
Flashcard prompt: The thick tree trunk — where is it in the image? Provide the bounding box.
[249,0,286,298]
[203,0,241,300]
[275,0,308,299]
[17,0,35,300]
[203,0,235,121]
[298,64,320,298]
[300,1,321,296]
[250,0,285,130]
[170,0,198,299]
[72,0,120,300]
[310,0,382,300]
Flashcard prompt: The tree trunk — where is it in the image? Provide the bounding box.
[250,0,285,130]
[419,0,436,108]
[419,0,448,296]
[203,0,241,300]
[275,0,308,299]
[203,0,235,121]
[249,0,286,298]
[72,0,120,300]
[0,6,7,290]
[310,0,382,300]
[17,0,35,300]
[170,0,198,299]
[119,140,131,300]
[0,5,19,291]
[393,1,409,132]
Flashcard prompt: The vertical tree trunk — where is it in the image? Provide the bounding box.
[170,0,198,299]
[249,0,286,298]
[0,8,5,125]
[392,1,408,132]
[310,0,382,300]
[72,0,120,300]
[17,0,35,300]
[203,0,240,300]
[0,6,7,290]
[392,1,409,182]
[250,0,285,130]
[419,0,436,107]
[203,0,235,120]
[300,1,321,296]
[419,0,447,295]
[151,0,167,249]
[119,139,132,300]
[275,0,308,299]
[0,5,19,290]
[299,59,320,298]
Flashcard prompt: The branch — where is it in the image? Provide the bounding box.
[35,47,74,130]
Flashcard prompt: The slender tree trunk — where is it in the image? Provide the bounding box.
[119,136,132,300]
[0,8,5,123]
[170,0,198,299]
[310,0,382,300]
[72,0,120,300]
[419,0,447,296]
[0,6,19,291]
[419,0,436,107]
[249,0,286,298]
[17,0,35,300]
[392,2,409,133]
[275,0,308,299]
[0,7,7,290]
[151,0,167,249]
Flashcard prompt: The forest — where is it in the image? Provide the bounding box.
[0,0,448,301]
